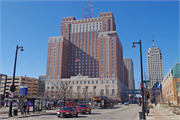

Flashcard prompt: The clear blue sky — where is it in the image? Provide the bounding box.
[1,1,179,89]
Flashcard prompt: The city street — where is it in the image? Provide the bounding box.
[0,104,141,120]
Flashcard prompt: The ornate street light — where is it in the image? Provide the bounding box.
[132,40,146,120]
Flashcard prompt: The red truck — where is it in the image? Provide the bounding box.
[76,104,92,114]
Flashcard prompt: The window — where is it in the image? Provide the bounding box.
[101,89,104,95]
[84,81,86,84]
[101,81,103,84]
[112,80,114,84]
[112,89,115,95]
[92,81,94,84]
[106,89,109,94]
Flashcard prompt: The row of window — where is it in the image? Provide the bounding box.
[47,80,115,85]
[63,17,102,22]
[50,39,62,42]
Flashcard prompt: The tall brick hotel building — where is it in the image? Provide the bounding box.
[46,12,129,99]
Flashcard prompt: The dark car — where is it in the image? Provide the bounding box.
[57,106,78,118]
[76,104,91,114]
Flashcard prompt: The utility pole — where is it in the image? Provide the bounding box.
[9,45,24,117]
[132,40,146,120]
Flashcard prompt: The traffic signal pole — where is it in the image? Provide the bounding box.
[139,40,146,120]
[8,45,18,117]
[8,45,23,117]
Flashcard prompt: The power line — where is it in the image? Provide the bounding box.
[22,53,45,73]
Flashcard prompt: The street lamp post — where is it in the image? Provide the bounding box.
[62,83,68,107]
[9,45,24,117]
[83,88,87,103]
[132,40,146,120]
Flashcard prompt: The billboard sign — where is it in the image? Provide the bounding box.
[19,85,28,95]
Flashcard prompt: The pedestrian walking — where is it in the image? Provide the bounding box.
[27,105,30,115]
[23,103,27,115]
[168,102,170,106]
[21,104,24,115]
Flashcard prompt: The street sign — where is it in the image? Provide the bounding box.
[8,92,13,98]
[19,85,28,95]
[143,80,150,83]
[9,99,13,101]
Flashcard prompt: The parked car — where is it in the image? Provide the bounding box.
[76,104,91,114]
[66,101,76,107]
[124,101,129,106]
[129,101,134,104]
[4,101,10,107]
[118,102,123,105]
[57,106,78,118]
[46,101,54,109]
[12,102,18,107]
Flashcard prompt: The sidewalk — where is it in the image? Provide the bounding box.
[146,104,180,120]
[0,107,58,119]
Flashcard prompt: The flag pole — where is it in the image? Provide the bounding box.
[79,58,80,74]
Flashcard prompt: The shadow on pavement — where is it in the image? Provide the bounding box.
[59,116,88,118]
[90,113,101,115]
[106,107,120,109]
[44,113,57,115]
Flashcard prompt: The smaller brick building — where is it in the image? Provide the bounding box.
[5,76,39,100]
[162,63,180,105]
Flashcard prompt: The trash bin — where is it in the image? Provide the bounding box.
[13,108,18,116]
[139,112,142,119]
[139,112,146,120]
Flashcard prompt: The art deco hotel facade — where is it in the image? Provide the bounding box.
[45,12,129,99]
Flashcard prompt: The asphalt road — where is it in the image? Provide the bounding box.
[2,104,141,120]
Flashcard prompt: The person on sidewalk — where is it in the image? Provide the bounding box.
[21,104,24,115]
[23,104,27,115]
[27,105,30,115]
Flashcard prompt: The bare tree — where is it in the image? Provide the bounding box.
[135,77,141,89]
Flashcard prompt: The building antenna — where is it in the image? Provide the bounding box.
[81,0,93,19]
[152,32,155,47]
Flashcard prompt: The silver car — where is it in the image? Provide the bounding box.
[118,102,122,105]
[124,101,129,106]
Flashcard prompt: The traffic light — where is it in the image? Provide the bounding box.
[10,85,13,91]
[9,85,16,92]
[146,92,149,99]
